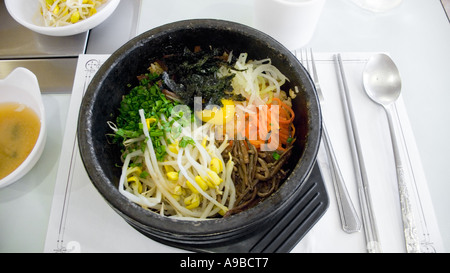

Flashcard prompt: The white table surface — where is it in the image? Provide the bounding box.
[1,0,449,253]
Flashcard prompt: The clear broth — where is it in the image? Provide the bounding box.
[0,103,41,180]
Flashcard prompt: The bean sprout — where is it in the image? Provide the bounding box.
[116,109,236,219]
[39,0,106,27]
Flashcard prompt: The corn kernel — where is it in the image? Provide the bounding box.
[71,11,80,23]
[166,171,179,181]
[207,171,223,186]
[210,158,223,174]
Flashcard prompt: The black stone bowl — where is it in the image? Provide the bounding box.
[78,19,322,248]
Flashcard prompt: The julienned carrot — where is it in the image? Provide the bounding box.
[271,98,295,124]
[234,98,295,151]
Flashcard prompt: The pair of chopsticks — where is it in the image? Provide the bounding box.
[335,54,382,253]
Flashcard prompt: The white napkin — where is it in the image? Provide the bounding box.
[44,53,443,253]
[291,52,443,253]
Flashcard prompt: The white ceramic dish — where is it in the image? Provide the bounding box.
[5,0,121,37]
[0,68,47,189]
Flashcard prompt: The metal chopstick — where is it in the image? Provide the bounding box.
[300,49,361,233]
[335,54,382,253]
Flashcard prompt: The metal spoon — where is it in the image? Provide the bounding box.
[363,53,420,253]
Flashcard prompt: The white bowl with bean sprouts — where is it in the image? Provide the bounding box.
[5,0,120,37]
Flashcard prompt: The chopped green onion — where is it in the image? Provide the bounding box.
[272,152,281,161]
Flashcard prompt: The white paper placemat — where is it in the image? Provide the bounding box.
[44,53,443,253]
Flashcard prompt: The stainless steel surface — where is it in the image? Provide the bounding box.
[363,53,420,253]
[0,58,78,93]
[297,49,361,234]
[335,54,382,253]
[86,0,141,54]
[0,0,141,93]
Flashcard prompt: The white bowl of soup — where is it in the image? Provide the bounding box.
[0,67,47,189]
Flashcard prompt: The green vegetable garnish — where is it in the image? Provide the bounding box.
[272,152,281,161]
[179,136,195,148]
[113,73,186,161]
